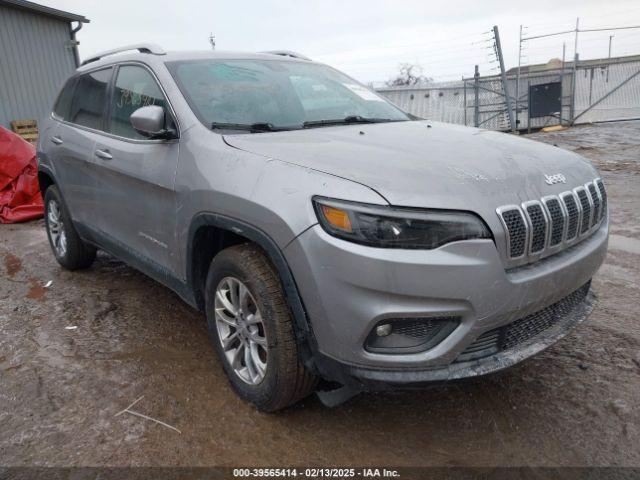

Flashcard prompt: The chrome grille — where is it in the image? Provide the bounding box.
[575,187,592,235]
[524,202,547,254]
[498,208,527,258]
[543,197,564,247]
[497,178,605,265]
[587,182,601,227]
[596,178,607,219]
[560,192,580,241]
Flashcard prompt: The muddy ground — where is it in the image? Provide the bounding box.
[1,121,639,468]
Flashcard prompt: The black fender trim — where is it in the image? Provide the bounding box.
[187,213,318,369]
[37,164,57,196]
[37,166,85,241]
[37,163,56,179]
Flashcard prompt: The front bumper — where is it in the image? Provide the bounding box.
[284,219,608,384]
[314,284,596,389]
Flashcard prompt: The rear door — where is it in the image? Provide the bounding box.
[49,68,114,228]
[91,63,180,276]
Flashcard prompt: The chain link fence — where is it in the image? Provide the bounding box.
[573,58,640,124]
[377,56,640,131]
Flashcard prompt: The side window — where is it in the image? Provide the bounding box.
[53,77,76,120]
[68,68,113,130]
[109,65,168,139]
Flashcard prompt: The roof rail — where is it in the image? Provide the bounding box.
[261,50,312,61]
[81,43,166,66]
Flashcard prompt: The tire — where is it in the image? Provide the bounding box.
[205,244,317,411]
[44,185,96,270]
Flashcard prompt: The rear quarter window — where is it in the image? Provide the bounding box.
[68,68,113,131]
[53,77,77,120]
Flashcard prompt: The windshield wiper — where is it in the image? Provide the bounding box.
[303,116,405,128]
[210,122,282,133]
[211,117,404,132]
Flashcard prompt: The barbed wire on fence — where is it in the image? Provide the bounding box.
[375,16,640,133]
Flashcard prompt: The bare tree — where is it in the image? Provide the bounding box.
[386,63,432,87]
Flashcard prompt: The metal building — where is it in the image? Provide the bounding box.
[377,54,640,131]
[0,0,89,128]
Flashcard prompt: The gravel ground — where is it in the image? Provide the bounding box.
[1,121,639,467]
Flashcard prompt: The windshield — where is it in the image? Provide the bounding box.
[167,58,410,131]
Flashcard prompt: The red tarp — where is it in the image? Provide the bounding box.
[0,126,44,224]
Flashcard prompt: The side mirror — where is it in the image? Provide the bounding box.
[130,105,177,139]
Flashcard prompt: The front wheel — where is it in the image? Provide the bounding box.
[44,186,96,270]
[205,244,317,411]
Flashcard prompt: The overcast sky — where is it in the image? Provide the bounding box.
[49,0,640,84]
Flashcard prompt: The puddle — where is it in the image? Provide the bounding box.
[26,277,46,300]
[608,234,640,256]
[4,254,22,277]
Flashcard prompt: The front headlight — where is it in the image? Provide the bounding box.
[313,197,492,249]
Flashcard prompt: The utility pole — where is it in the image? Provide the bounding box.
[474,65,480,128]
[493,25,516,132]
[608,35,614,58]
[516,25,522,131]
[208,33,216,50]
[607,35,614,82]
[463,80,468,126]
[560,42,566,124]
[569,17,579,124]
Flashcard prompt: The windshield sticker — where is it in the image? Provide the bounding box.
[343,84,385,102]
[208,63,260,82]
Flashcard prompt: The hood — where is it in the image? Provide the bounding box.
[224,121,598,217]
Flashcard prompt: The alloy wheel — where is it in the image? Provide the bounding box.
[214,276,268,385]
[47,200,67,258]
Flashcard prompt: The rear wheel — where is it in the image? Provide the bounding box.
[205,244,317,411]
[44,186,96,270]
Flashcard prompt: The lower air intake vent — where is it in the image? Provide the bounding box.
[455,282,590,363]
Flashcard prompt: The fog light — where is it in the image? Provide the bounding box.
[376,324,392,337]
[365,317,459,354]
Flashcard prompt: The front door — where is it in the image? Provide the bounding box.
[91,64,180,276]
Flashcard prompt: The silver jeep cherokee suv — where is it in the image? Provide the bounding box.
[38,44,608,411]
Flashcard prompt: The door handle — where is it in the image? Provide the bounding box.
[50,136,63,145]
[94,149,113,160]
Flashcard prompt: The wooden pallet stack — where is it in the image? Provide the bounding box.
[10,119,39,145]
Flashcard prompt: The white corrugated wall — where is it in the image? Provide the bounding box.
[377,58,640,131]
[378,82,469,126]
[573,60,640,123]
